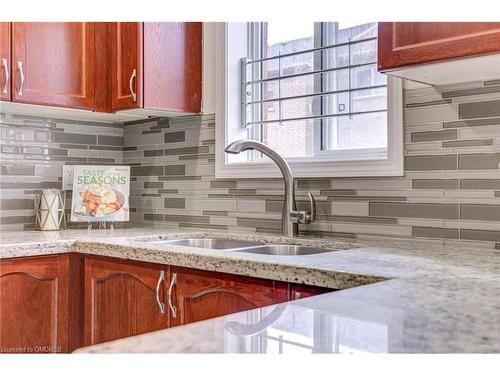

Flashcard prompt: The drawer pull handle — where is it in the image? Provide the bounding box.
[167,272,177,319]
[17,61,24,96]
[155,270,165,314]
[129,68,137,102]
[1,58,8,95]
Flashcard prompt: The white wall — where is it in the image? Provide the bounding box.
[202,22,217,114]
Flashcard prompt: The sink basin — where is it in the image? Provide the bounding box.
[140,238,263,250]
[233,244,337,256]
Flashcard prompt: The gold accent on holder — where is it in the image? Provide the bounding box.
[34,189,66,231]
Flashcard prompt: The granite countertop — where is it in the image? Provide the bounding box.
[1,227,500,353]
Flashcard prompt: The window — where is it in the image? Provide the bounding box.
[215,23,403,178]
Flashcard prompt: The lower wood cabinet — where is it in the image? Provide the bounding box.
[83,256,169,346]
[0,255,71,353]
[169,266,290,327]
[1,253,334,353]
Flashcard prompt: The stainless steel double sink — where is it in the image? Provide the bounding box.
[138,238,339,256]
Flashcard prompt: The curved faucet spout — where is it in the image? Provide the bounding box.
[225,140,297,236]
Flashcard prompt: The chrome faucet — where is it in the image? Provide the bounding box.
[224,140,316,237]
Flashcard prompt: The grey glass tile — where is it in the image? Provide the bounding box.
[322,215,398,224]
[97,135,124,146]
[144,149,164,157]
[210,180,237,189]
[443,139,493,148]
[131,166,164,176]
[458,153,500,170]
[158,189,179,194]
[164,215,210,223]
[483,79,500,86]
[405,155,457,171]
[165,146,210,155]
[460,179,500,189]
[320,189,356,196]
[459,100,500,119]
[442,85,500,98]
[165,165,186,176]
[412,226,459,239]
[202,210,228,216]
[297,179,332,189]
[0,199,34,210]
[179,222,228,230]
[144,213,164,221]
[237,217,281,230]
[144,182,163,189]
[164,131,186,143]
[405,99,452,108]
[369,202,459,219]
[52,132,97,145]
[0,165,35,175]
[164,198,186,209]
[460,229,500,242]
[228,189,256,195]
[443,116,500,128]
[460,204,500,221]
[411,129,457,142]
[412,179,459,189]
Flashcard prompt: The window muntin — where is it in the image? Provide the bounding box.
[241,22,387,160]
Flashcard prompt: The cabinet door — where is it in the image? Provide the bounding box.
[110,22,142,110]
[11,22,95,109]
[84,256,169,346]
[143,22,202,113]
[0,255,70,354]
[289,284,333,300]
[378,22,500,71]
[170,267,289,327]
[0,22,11,101]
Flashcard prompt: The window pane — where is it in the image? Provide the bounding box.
[251,120,315,157]
[263,22,314,59]
[323,112,387,151]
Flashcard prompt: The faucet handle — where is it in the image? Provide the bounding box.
[296,193,317,224]
[308,192,316,222]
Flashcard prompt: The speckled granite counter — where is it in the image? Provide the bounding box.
[1,227,500,353]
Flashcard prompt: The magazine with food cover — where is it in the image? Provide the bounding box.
[71,165,130,222]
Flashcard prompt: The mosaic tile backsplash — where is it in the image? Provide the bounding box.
[0,113,124,229]
[2,79,500,249]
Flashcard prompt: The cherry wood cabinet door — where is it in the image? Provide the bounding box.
[0,255,70,354]
[289,284,333,301]
[169,267,289,327]
[0,22,11,101]
[83,256,169,346]
[378,22,500,71]
[143,22,202,113]
[110,22,142,111]
[11,22,95,109]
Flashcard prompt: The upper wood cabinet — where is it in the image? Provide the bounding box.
[0,22,11,101]
[11,23,95,109]
[169,266,289,327]
[83,256,169,346]
[378,22,500,71]
[110,22,142,111]
[0,255,70,354]
[142,22,202,113]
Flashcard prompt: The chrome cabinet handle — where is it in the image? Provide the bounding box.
[1,58,8,95]
[155,270,165,314]
[293,291,302,300]
[167,272,177,319]
[129,68,137,102]
[17,61,24,96]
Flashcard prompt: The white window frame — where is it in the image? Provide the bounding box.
[215,22,403,179]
